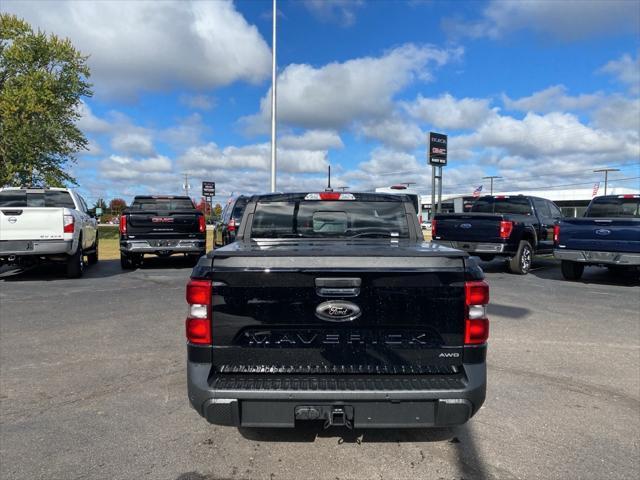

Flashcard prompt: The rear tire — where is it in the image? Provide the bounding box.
[561,260,584,280]
[508,240,533,275]
[66,244,84,278]
[87,235,99,265]
[120,253,134,270]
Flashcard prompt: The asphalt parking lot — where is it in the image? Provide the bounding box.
[1,256,638,480]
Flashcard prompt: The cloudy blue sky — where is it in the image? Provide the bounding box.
[4,0,640,205]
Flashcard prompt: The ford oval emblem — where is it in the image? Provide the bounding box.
[8,217,17,224]
[460,223,472,229]
[595,229,611,236]
[315,301,361,322]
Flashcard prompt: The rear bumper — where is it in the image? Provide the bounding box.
[432,240,507,255]
[187,360,486,428]
[0,239,73,257]
[120,238,205,254]
[554,248,640,266]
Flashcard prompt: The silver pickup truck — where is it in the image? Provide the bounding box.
[0,187,98,277]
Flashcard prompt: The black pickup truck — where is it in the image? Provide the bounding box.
[185,192,489,429]
[432,195,563,274]
[119,195,206,269]
[554,194,640,280]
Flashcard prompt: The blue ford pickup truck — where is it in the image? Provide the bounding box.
[554,194,640,280]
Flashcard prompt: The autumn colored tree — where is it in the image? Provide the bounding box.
[109,198,127,216]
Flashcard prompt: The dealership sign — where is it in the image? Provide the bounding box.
[429,132,447,166]
[202,181,215,197]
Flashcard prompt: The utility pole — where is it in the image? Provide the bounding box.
[482,176,502,195]
[183,173,190,197]
[593,168,620,195]
[326,165,331,191]
[270,0,278,192]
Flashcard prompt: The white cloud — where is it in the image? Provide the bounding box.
[600,52,640,94]
[110,132,155,156]
[591,96,640,133]
[303,0,364,27]
[279,130,344,150]
[357,117,425,151]
[179,142,329,174]
[75,101,110,133]
[100,154,173,180]
[444,0,639,41]
[179,94,216,111]
[404,93,496,130]
[161,114,208,148]
[502,85,603,113]
[242,44,463,132]
[4,0,271,98]
[456,111,638,159]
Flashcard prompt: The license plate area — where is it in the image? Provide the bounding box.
[0,240,33,252]
[149,240,177,247]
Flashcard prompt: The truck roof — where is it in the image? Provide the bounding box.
[248,192,411,203]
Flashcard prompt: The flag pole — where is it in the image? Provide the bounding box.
[270,0,277,192]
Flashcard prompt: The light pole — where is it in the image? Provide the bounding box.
[593,168,620,195]
[270,0,277,192]
[482,176,502,195]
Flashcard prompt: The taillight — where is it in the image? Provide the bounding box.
[119,215,127,235]
[186,279,212,345]
[63,215,75,233]
[198,215,206,233]
[499,220,513,239]
[418,214,423,224]
[464,280,489,345]
[431,219,437,237]
[227,218,236,232]
[553,224,560,245]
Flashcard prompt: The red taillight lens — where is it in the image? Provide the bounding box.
[553,224,560,245]
[198,215,206,233]
[186,279,212,345]
[431,219,437,237]
[465,318,489,345]
[464,280,489,345]
[63,215,75,233]
[227,218,236,232]
[499,220,513,239]
[319,192,341,200]
[418,214,423,225]
[119,215,127,235]
[465,280,490,305]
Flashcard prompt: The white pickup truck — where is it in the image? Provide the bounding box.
[0,187,98,277]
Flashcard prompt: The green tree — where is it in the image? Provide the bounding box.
[214,203,223,220]
[0,14,92,187]
[93,198,107,211]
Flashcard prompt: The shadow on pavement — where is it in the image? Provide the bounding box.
[0,255,197,281]
[476,256,557,275]
[488,303,531,319]
[530,263,639,287]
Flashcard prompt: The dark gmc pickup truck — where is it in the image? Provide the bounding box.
[554,194,640,280]
[186,192,489,429]
[119,195,206,269]
[432,195,563,274]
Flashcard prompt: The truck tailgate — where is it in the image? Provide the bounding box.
[208,247,469,375]
[435,214,503,242]
[559,218,640,253]
[0,208,64,241]
[126,211,201,236]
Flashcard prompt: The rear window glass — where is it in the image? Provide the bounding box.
[231,197,248,221]
[471,197,532,215]
[0,190,75,208]
[587,197,640,217]
[251,200,409,239]
[131,198,194,210]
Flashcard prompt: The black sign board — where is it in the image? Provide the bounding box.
[429,132,447,166]
[202,181,215,197]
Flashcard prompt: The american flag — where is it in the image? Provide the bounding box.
[473,185,483,197]
[592,182,600,197]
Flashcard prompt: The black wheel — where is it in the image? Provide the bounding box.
[478,254,495,262]
[508,240,533,275]
[120,253,134,270]
[66,244,84,278]
[561,260,584,280]
[87,235,99,265]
